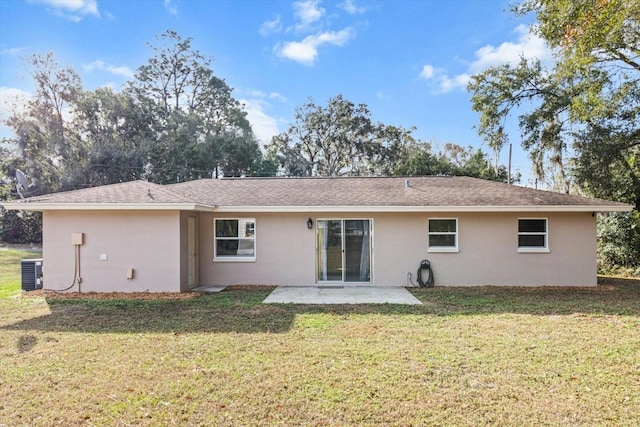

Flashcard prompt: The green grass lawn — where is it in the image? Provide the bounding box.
[1,249,639,426]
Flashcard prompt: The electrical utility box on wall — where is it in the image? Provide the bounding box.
[71,232,84,245]
[21,259,43,291]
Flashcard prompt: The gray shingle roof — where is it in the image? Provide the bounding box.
[170,176,631,210]
[4,176,633,212]
[15,180,194,205]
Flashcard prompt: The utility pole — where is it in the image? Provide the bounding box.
[507,143,512,185]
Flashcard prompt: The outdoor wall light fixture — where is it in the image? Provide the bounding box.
[307,217,313,229]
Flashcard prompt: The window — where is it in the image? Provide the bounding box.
[428,218,458,252]
[518,218,548,252]
[214,218,256,261]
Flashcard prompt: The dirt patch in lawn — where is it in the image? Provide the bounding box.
[18,285,277,300]
[224,284,278,291]
[20,290,203,300]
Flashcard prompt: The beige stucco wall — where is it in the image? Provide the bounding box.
[198,212,317,286]
[42,210,182,292]
[373,211,597,287]
[199,211,597,287]
[40,209,598,292]
[179,212,200,292]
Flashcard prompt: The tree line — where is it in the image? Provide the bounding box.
[0,31,508,196]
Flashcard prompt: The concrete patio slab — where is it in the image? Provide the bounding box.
[263,286,423,305]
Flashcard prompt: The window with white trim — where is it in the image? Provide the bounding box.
[428,218,458,252]
[214,218,256,261]
[518,218,548,252]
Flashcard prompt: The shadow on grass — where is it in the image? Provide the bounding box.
[2,277,639,335]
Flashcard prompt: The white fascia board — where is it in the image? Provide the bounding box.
[1,202,216,212]
[213,204,634,213]
[3,203,631,213]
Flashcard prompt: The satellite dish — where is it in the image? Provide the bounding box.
[15,169,31,199]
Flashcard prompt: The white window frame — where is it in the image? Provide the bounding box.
[428,218,459,253]
[517,218,549,253]
[214,218,256,262]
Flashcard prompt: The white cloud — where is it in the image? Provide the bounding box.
[29,0,100,21]
[339,0,367,14]
[260,15,282,36]
[439,73,472,92]
[245,89,288,103]
[277,27,354,66]
[420,25,553,93]
[419,64,435,79]
[0,87,31,139]
[1,47,29,56]
[240,99,280,145]
[0,87,30,116]
[164,0,178,15]
[84,60,134,79]
[293,0,325,32]
[468,25,551,73]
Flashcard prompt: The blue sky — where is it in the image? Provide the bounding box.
[0,0,551,185]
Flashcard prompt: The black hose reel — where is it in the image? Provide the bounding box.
[417,259,434,287]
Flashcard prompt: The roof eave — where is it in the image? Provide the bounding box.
[212,204,634,213]
[1,202,216,212]
[3,202,632,213]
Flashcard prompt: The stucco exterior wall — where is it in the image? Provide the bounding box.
[198,212,317,286]
[199,211,597,287]
[42,210,182,292]
[179,212,200,292]
[373,211,597,286]
[40,209,597,292]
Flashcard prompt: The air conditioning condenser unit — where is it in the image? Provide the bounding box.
[21,258,43,291]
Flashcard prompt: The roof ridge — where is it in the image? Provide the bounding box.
[213,175,456,181]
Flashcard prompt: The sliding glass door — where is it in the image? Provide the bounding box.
[317,219,371,283]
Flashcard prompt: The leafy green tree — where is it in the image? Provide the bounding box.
[469,58,580,192]
[3,52,83,194]
[0,208,42,244]
[516,0,640,77]
[512,0,640,208]
[395,142,517,182]
[597,211,640,274]
[71,87,151,185]
[393,143,456,176]
[267,95,417,176]
[126,30,260,181]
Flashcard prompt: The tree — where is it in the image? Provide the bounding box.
[126,30,260,181]
[394,142,517,182]
[3,52,83,194]
[266,95,417,176]
[516,0,640,76]
[71,87,151,185]
[468,58,582,192]
[513,0,640,208]
[597,211,640,275]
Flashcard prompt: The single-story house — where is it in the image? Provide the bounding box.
[2,176,633,292]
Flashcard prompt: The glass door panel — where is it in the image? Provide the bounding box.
[317,220,343,281]
[344,220,370,282]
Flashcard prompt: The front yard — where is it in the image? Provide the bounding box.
[1,249,639,426]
